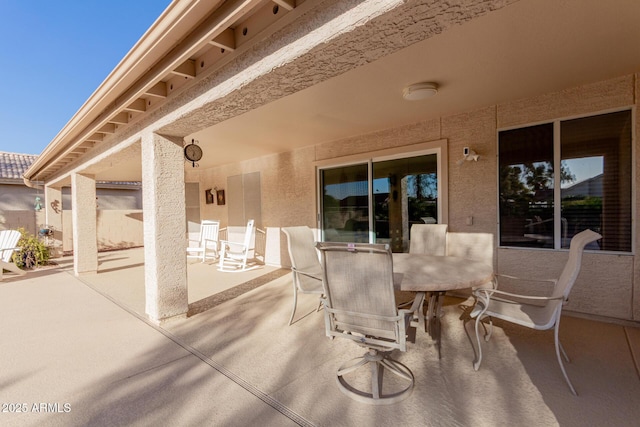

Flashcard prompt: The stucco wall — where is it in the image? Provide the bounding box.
[194,72,638,322]
[62,187,142,210]
[0,183,41,211]
[0,209,44,235]
[62,210,144,253]
[191,145,318,266]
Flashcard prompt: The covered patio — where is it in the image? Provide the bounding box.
[1,255,639,425]
[9,0,640,420]
[20,0,640,327]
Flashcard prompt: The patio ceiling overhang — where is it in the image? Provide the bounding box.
[23,0,640,186]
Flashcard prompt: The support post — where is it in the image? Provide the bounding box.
[141,133,188,323]
[71,173,98,275]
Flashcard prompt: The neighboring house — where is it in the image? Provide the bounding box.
[0,151,43,235]
[0,150,144,254]
[563,174,603,199]
[20,0,640,324]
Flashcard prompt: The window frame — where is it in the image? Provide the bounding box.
[497,107,636,254]
[315,139,449,244]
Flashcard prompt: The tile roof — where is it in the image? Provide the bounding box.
[0,151,38,180]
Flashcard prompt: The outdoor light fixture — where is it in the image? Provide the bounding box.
[402,82,438,101]
[457,147,480,165]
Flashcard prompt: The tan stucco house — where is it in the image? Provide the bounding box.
[1,151,144,253]
[22,0,640,324]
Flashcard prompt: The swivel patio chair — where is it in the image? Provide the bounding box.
[317,242,423,405]
[218,219,255,272]
[186,220,220,262]
[0,229,26,281]
[282,226,324,325]
[470,229,601,395]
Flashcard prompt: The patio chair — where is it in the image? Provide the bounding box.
[409,224,448,255]
[446,232,496,290]
[470,229,602,395]
[0,229,26,281]
[282,226,324,325]
[186,220,220,262]
[218,219,255,272]
[317,242,424,405]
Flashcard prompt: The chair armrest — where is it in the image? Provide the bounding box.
[495,273,557,284]
[398,292,424,316]
[291,266,322,281]
[473,287,563,302]
[219,239,246,249]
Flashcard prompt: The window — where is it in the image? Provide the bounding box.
[499,110,632,252]
[319,146,444,252]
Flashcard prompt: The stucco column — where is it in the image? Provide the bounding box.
[71,173,98,274]
[141,132,188,323]
[44,185,63,257]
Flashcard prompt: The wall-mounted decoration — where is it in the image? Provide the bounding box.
[205,189,214,204]
[216,189,226,205]
[184,138,203,167]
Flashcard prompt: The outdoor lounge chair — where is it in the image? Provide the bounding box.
[409,224,448,255]
[282,226,324,325]
[317,242,423,405]
[470,229,602,395]
[218,219,255,272]
[0,229,26,281]
[186,220,220,262]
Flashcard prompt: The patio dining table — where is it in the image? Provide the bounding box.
[392,253,494,358]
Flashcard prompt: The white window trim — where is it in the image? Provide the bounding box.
[497,107,636,254]
[315,139,449,241]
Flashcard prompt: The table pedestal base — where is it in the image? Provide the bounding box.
[423,291,445,359]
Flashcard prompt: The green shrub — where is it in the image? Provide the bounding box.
[12,228,50,269]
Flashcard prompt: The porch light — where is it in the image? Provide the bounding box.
[402,82,438,101]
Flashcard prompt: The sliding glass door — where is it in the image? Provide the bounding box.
[320,163,370,243]
[319,151,441,252]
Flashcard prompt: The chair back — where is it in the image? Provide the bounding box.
[409,224,448,255]
[242,219,255,248]
[552,229,601,300]
[0,229,21,262]
[283,226,321,291]
[446,232,494,267]
[317,242,401,347]
[200,220,220,244]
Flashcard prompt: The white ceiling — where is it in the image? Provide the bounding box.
[186,0,640,170]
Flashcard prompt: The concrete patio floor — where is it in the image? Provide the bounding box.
[1,248,639,426]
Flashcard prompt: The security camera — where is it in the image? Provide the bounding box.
[463,147,470,156]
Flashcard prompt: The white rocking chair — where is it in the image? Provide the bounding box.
[186,220,220,262]
[218,220,256,272]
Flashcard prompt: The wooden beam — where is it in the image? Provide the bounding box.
[208,27,236,51]
[96,123,116,134]
[145,81,167,98]
[171,60,196,78]
[85,133,104,142]
[109,112,129,125]
[273,0,295,11]
[124,98,147,112]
